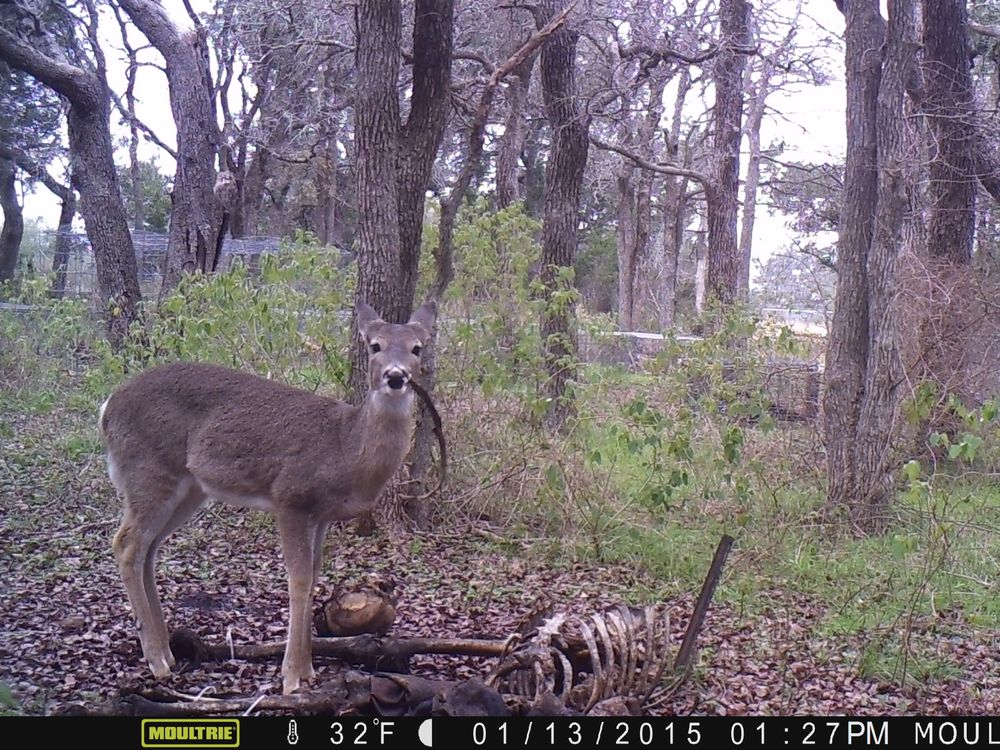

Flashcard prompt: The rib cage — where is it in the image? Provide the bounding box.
[487,604,673,712]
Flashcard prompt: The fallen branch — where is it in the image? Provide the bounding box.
[115,673,515,717]
[193,632,509,671]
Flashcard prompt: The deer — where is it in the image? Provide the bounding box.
[100,300,436,694]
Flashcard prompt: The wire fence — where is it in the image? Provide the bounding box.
[14,230,826,420]
[30,230,283,299]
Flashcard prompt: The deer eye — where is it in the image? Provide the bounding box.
[411,345,422,356]
[370,342,381,353]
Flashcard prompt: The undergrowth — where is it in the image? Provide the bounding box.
[2,212,999,691]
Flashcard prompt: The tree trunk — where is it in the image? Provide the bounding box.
[0,158,22,283]
[738,66,769,301]
[616,168,637,330]
[496,56,535,209]
[69,98,143,341]
[825,0,912,534]
[396,0,455,321]
[351,0,454,400]
[0,22,143,342]
[521,123,547,218]
[123,19,144,232]
[922,0,976,264]
[537,0,589,429]
[51,187,76,298]
[659,70,693,331]
[117,0,222,290]
[351,0,404,398]
[852,0,911,532]
[824,0,882,520]
[660,177,687,329]
[629,74,666,330]
[706,0,750,307]
[240,149,267,239]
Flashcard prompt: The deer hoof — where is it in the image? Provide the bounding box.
[150,658,172,679]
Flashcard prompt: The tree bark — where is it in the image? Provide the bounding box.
[0,157,22,283]
[537,0,589,429]
[706,0,750,307]
[659,69,693,330]
[921,0,976,264]
[351,0,454,398]
[824,0,882,521]
[51,186,76,298]
[851,0,911,532]
[825,0,912,534]
[496,56,536,209]
[0,24,141,343]
[396,0,455,320]
[351,0,404,397]
[117,0,223,290]
[738,64,769,301]
[616,168,637,329]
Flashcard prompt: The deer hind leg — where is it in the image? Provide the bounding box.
[112,472,205,679]
[277,512,318,694]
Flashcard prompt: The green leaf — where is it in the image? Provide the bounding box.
[902,460,922,482]
[544,464,564,492]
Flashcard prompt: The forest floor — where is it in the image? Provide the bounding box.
[3,348,999,717]
[2,398,998,717]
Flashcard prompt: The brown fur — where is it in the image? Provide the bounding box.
[103,301,436,694]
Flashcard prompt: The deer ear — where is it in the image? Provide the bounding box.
[408,300,437,336]
[357,302,383,340]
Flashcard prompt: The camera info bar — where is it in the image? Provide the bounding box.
[3,716,996,748]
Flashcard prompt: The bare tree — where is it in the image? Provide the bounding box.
[824,0,914,533]
[0,157,21,283]
[0,1,141,343]
[921,0,976,265]
[351,0,454,397]
[533,0,590,428]
[737,0,828,299]
[115,0,224,289]
[706,0,751,307]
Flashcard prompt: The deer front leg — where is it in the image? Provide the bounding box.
[277,513,317,694]
[312,521,330,586]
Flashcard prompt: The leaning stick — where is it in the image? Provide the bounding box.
[410,379,448,496]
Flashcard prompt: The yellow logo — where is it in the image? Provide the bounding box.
[141,719,240,748]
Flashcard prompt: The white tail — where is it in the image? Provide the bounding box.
[102,301,436,694]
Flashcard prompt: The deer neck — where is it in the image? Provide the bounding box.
[354,389,416,494]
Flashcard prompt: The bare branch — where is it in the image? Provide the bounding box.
[589,136,710,187]
[0,141,70,200]
[109,88,178,158]
[969,22,1000,40]
[0,27,93,107]
[433,1,575,297]
[181,0,204,33]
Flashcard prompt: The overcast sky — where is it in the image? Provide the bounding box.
[19,0,848,277]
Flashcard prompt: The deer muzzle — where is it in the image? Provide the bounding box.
[383,367,409,391]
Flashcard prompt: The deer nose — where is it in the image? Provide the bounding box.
[383,367,409,390]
